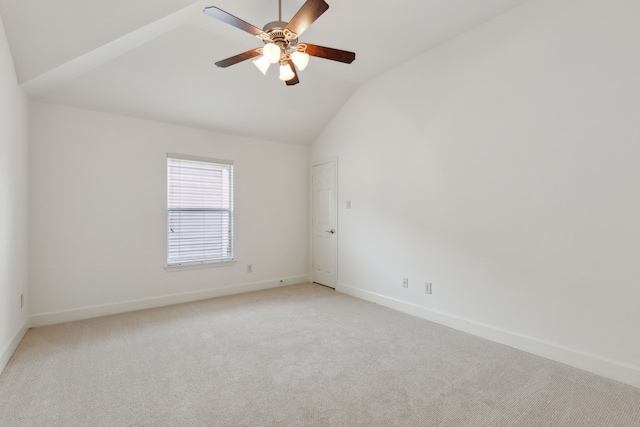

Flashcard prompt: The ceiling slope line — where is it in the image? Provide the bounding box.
[21,0,209,97]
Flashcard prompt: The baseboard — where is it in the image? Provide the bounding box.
[30,275,309,328]
[336,283,640,389]
[0,317,30,375]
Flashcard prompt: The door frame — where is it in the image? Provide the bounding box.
[310,157,338,288]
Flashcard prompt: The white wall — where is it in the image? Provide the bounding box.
[312,0,640,387]
[29,103,309,324]
[0,15,29,373]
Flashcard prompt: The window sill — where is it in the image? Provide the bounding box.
[165,260,236,272]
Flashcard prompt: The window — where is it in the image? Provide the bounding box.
[167,154,234,267]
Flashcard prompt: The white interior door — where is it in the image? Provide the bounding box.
[312,160,337,288]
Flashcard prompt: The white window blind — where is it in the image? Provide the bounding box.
[167,155,234,266]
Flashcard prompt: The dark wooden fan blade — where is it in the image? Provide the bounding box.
[215,49,262,68]
[286,60,300,86]
[204,7,264,37]
[285,0,329,37]
[305,44,356,64]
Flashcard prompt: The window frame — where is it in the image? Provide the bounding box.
[165,153,236,271]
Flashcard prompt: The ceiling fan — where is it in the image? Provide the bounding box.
[204,0,356,86]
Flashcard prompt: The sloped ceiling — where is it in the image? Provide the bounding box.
[0,0,529,145]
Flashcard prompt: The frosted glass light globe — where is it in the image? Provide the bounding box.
[263,43,281,64]
[291,51,310,71]
[279,64,295,81]
[253,57,270,75]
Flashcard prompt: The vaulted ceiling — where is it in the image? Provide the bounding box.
[0,0,529,145]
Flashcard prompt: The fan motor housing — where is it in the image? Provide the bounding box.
[262,21,298,51]
[264,21,286,44]
[263,21,288,32]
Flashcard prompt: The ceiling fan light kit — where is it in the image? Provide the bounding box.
[204,0,355,86]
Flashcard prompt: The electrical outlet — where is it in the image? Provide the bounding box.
[247,264,253,273]
[402,278,409,288]
[425,283,432,294]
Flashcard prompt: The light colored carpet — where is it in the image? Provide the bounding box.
[1,283,639,426]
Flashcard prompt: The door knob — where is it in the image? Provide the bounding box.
[325,229,335,234]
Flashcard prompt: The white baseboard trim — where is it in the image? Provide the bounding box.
[336,283,640,389]
[30,275,309,328]
[0,317,30,375]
